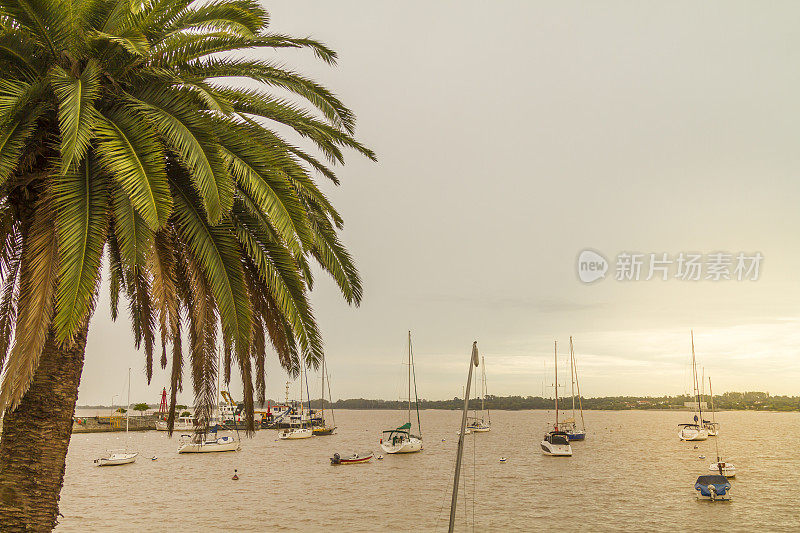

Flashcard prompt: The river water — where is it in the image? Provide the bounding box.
[58,409,799,532]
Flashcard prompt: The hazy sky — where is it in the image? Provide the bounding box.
[77,1,800,406]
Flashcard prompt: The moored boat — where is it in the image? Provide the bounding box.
[94,452,138,466]
[279,427,313,440]
[380,331,423,454]
[466,355,491,433]
[330,451,373,465]
[541,341,573,456]
[709,461,736,478]
[680,332,709,441]
[679,423,710,441]
[156,415,196,432]
[694,474,732,501]
[95,368,137,466]
[563,336,587,441]
[177,432,240,453]
[541,431,572,456]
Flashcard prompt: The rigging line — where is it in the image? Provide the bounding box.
[410,336,421,438]
[472,428,476,533]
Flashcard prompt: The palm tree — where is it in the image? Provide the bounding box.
[0,0,373,529]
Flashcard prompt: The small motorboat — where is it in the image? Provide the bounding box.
[94,452,138,467]
[679,423,709,441]
[695,474,731,501]
[466,420,490,433]
[178,432,240,453]
[377,455,383,460]
[499,457,508,463]
[279,427,314,440]
[540,431,572,456]
[709,461,736,478]
[330,451,374,465]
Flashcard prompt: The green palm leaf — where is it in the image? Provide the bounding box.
[94,105,172,229]
[51,60,101,174]
[53,155,109,343]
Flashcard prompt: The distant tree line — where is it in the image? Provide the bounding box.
[79,391,800,412]
[324,391,800,411]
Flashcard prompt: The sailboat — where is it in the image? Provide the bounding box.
[312,353,336,435]
[380,331,423,454]
[541,341,572,456]
[560,336,586,441]
[707,377,735,477]
[678,331,710,441]
[701,367,719,437]
[279,363,314,439]
[178,351,241,453]
[95,368,138,466]
[466,356,490,432]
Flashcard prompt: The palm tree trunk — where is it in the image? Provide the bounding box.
[0,326,88,532]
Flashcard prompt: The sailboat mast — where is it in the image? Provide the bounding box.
[408,330,412,427]
[691,331,703,423]
[709,376,720,462]
[709,376,716,424]
[573,339,585,431]
[126,367,130,437]
[554,341,559,429]
[481,356,485,414]
[321,353,326,424]
[570,337,576,421]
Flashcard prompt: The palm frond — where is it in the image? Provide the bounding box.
[94,105,172,229]
[0,192,58,412]
[53,154,109,344]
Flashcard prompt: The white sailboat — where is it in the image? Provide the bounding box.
[178,352,241,453]
[560,336,586,441]
[95,368,138,466]
[707,377,736,477]
[466,356,490,432]
[279,363,314,440]
[678,331,710,441]
[380,331,423,454]
[541,341,573,456]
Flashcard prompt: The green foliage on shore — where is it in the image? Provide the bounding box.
[323,391,800,411]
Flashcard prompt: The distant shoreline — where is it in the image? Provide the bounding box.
[76,391,800,413]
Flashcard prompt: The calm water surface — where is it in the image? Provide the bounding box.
[58,409,800,532]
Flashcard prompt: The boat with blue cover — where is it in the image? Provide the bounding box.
[694,474,731,501]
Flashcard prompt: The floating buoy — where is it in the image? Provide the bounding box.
[699,455,706,459]
[150,456,158,461]
[377,455,383,460]
[500,457,507,463]
[232,469,239,480]
[441,439,446,442]
[693,445,699,449]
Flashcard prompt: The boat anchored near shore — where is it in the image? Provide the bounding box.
[380,331,423,454]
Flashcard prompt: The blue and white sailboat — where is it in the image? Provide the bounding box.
[561,336,586,441]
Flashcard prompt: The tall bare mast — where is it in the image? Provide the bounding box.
[407,330,412,427]
[554,341,559,429]
[572,337,585,431]
[570,337,576,421]
[691,331,703,423]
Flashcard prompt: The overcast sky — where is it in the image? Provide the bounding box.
[77,1,800,406]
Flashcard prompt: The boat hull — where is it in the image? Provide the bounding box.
[466,424,490,433]
[95,452,138,466]
[331,453,373,465]
[380,437,422,454]
[679,427,709,441]
[279,428,313,440]
[540,441,572,456]
[709,463,736,478]
[566,432,585,441]
[312,426,336,436]
[178,436,240,453]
